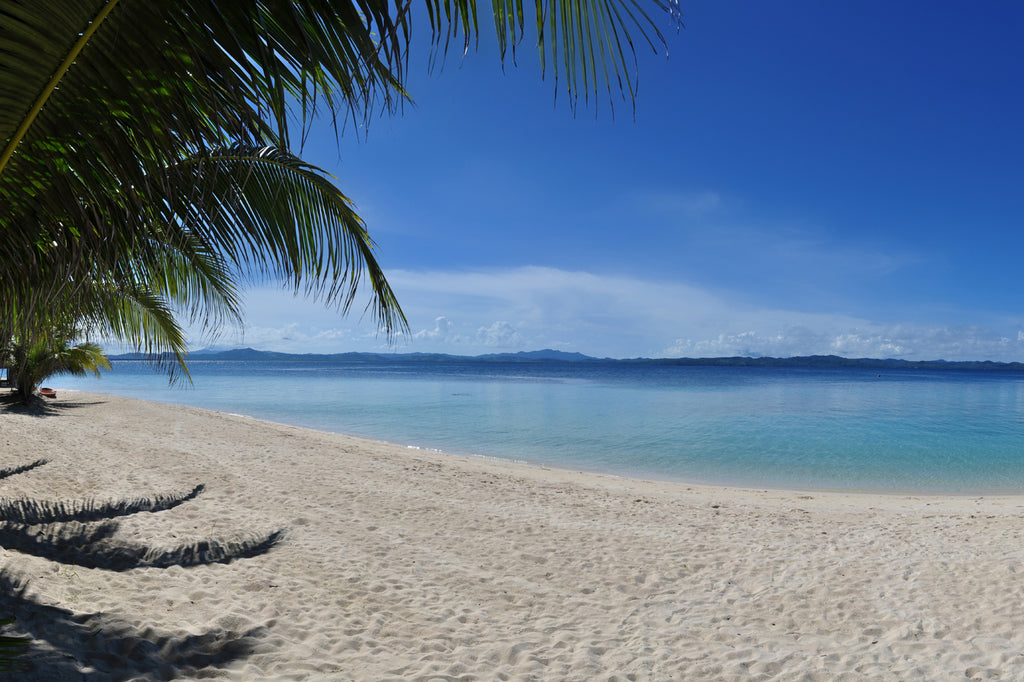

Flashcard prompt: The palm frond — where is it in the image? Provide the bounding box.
[0,0,679,366]
[429,0,682,114]
[0,617,29,674]
[0,1,409,342]
[165,144,407,334]
[78,281,193,383]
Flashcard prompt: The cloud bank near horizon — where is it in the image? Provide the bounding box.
[185,267,1024,362]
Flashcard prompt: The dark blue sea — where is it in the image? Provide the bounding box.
[54,360,1024,493]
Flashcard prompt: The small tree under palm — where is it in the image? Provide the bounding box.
[6,335,110,405]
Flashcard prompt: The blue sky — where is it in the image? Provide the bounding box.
[210,1,1024,360]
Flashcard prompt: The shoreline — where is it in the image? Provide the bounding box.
[4,391,1024,679]
[51,387,1024,498]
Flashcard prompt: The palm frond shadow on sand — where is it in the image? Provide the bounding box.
[0,458,285,676]
[0,458,48,480]
[0,483,204,524]
[0,483,284,571]
[1,571,266,679]
[0,520,284,571]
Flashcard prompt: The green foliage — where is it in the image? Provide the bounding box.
[6,333,110,405]
[0,5,678,672]
[0,1,412,370]
[0,1,677,371]
[0,617,29,673]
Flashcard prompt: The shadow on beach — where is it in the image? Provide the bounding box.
[0,392,106,417]
[0,453,284,678]
[0,521,284,571]
[1,571,266,680]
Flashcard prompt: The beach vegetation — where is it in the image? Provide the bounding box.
[0,1,678,674]
[0,0,678,372]
[0,617,29,674]
[4,333,110,405]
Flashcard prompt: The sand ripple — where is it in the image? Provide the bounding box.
[1,392,1023,679]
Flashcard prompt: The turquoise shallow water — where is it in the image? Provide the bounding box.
[53,360,1024,493]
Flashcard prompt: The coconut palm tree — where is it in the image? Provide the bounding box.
[0,0,678,365]
[0,4,679,670]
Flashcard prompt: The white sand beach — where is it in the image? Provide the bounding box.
[2,391,1024,680]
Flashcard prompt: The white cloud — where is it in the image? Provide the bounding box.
[207,323,357,353]
[413,316,459,342]
[663,325,1024,361]
[663,328,906,359]
[476,321,524,348]
[177,268,1024,361]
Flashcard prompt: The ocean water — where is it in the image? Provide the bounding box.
[52,360,1024,494]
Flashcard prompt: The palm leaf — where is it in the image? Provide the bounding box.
[0,1,410,347]
[0,0,678,366]
[163,145,405,333]
[432,0,681,113]
[0,618,29,674]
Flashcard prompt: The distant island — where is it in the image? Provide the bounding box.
[107,348,1024,372]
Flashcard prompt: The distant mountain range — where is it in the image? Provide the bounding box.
[107,348,1024,371]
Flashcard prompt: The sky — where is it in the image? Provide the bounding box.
[203,1,1024,360]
